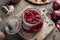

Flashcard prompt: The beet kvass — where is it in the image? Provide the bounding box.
[22,8,43,32]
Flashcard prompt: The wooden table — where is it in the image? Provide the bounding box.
[0,0,55,40]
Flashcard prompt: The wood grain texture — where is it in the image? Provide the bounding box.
[13,0,55,40]
[0,0,55,40]
[18,6,55,40]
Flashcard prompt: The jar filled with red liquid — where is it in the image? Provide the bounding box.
[22,8,43,33]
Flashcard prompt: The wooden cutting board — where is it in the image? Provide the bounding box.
[14,0,55,40]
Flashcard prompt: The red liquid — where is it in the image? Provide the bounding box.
[22,22,43,32]
[23,9,43,32]
[24,9,41,24]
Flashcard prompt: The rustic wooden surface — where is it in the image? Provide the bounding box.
[0,0,55,40]
[18,6,55,40]
[13,0,55,40]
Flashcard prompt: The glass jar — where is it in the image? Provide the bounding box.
[22,8,43,32]
[5,16,21,34]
